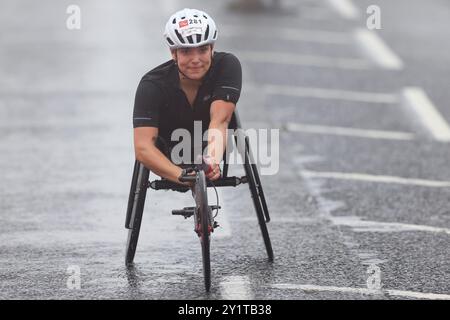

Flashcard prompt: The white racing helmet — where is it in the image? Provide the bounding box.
[164,8,218,49]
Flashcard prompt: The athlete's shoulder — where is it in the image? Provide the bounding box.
[135,60,176,102]
[210,51,241,80]
[213,51,241,65]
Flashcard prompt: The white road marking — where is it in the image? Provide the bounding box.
[271,284,450,300]
[285,122,415,141]
[331,216,450,235]
[246,84,398,104]
[272,283,382,296]
[221,25,352,44]
[386,290,450,300]
[300,170,450,188]
[354,29,404,70]
[327,0,360,20]
[220,276,253,300]
[297,168,388,267]
[236,217,317,224]
[401,87,450,142]
[237,51,371,70]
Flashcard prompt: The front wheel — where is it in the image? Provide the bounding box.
[195,171,212,292]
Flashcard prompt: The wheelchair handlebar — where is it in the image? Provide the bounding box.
[178,155,215,183]
[149,176,248,191]
[178,174,197,183]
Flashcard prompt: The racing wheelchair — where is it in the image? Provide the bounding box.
[124,110,273,291]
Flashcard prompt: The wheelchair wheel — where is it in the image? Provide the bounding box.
[125,160,140,229]
[125,161,150,265]
[243,144,274,262]
[195,170,212,292]
[251,163,270,222]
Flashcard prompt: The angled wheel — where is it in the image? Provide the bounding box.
[125,161,150,265]
[125,160,140,229]
[236,133,274,261]
[244,155,274,261]
[251,161,270,222]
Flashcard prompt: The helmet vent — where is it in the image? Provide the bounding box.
[166,37,175,46]
[213,30,217,39]
[175,29,185,43]
[172,18,176,24]
[187,35,193,44]
[204,25,210,40]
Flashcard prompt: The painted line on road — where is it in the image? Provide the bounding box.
[236,217,317,224]
[387,289,450,300]
[331,216,450,235]
[354,29,404,70]
[401,87,450,142]
[327,0,360,20]
[285,122,415,141]
[270,284,450,300]
[245,84,399,104]
[221,25,352,44]
[236,215,450,235]
[237,51,371,70]
[296,160,389,270]
[220,276,253,300]
[272,283,383,296]
[300,170,450,188]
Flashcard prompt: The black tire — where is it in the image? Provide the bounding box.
[244,150,274,262]
[195,171,211,291]
[125,160,140,229]
[125,162,150,265]
[251,163,270,222]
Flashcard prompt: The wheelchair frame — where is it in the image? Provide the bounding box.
[124,110,274,267]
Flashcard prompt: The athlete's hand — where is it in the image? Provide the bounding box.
[177,167,196,187]
[203,155,221,181]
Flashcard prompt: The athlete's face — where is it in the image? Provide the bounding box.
[172,45,213,80]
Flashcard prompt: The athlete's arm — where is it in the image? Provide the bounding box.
[205,53,242,181]
[134,127,185,184]
[205,100,236,180]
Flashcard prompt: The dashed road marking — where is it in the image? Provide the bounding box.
[246,84,399,104]
[354,29,404,70]
[270,284,450,300]
[272,283,383,296]
[220,276,253,300]
[285,122,415,141]
[297,166,387,267]
[327,0,360,20]
[386,289,450,300]
[331,216,450,235]
[237,51,371,70]
[402,87,450,142]
[300,170,450,188]
[221,25,352,44]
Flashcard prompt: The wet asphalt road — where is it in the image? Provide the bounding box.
[0,0,449,299]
